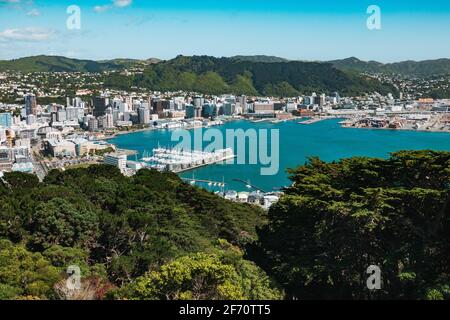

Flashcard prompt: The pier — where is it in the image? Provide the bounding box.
[232,179,267,193]
[182,178,226,187]
[116,148,138,156]
[298,117,333,125]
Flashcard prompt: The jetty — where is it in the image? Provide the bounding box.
[298,117,333,125]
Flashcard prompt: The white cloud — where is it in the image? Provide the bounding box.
[0,28,55,42]
[94,5,112,13]
[114,0,132,8]
[94,0,132,13]
[26,8,40,16]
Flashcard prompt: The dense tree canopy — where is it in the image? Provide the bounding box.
[1,151,449,300]
[250,150,450,300]
[112,240,283,300]
[0,165,272,300]
[104,55,398,97]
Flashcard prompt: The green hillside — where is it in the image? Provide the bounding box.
[105,55,397,96]
[231,55,290,63]
[330,57,450,77]
[0,55,141,73]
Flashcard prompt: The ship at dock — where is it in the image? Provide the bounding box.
[141,147,235,173]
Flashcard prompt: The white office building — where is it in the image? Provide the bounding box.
[104,153,127,172]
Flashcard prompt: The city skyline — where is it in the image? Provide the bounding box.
[0,0,450,62]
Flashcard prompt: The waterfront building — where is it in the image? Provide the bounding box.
[104,153,127,172]
[224,190,238,201]
[274,102,286,111]
[222,103,236,116]
[12,162,34,173]
[286,102,297,112]
[253,102,274,115]
[186,105,201,119]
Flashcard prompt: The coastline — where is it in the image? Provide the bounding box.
[340,124,450,134]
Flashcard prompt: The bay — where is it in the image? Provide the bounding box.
[108,119,450,192]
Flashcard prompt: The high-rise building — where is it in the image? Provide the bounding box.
[333,92,341,103]
[186,105,201,119]
[193,97,204,108]
[138,105,150,124]
[66,107,84,121]
[26,115,36,125]
[92,97,109,117]
[25,94,37,116]
[57,109,67,122]
[202,104,218,118]
[0,112,12,128]
[88,118,98,132]
[105,113,114,129]
[0,147,13,172]
[223,103,236,116]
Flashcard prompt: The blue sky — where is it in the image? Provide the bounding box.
[0,0,450,62]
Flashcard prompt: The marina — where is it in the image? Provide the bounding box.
[141,147,235,173]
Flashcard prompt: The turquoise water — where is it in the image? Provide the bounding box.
[108,119,450,192]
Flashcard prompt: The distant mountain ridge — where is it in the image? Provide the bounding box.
[329,57,450,77]
[0,55,156,73]
[1,55,449,77]
[231,55,290,63]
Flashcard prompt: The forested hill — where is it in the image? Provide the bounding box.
[231,55,290,63]
[330,57,450,77]
[105,55,398,97]
[0,55,147,73]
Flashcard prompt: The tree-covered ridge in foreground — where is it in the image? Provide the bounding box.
[0,151,449,300]
[0,166,282,300]
[250,150,450,300]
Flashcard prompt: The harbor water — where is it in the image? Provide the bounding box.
[108,119,450,192]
